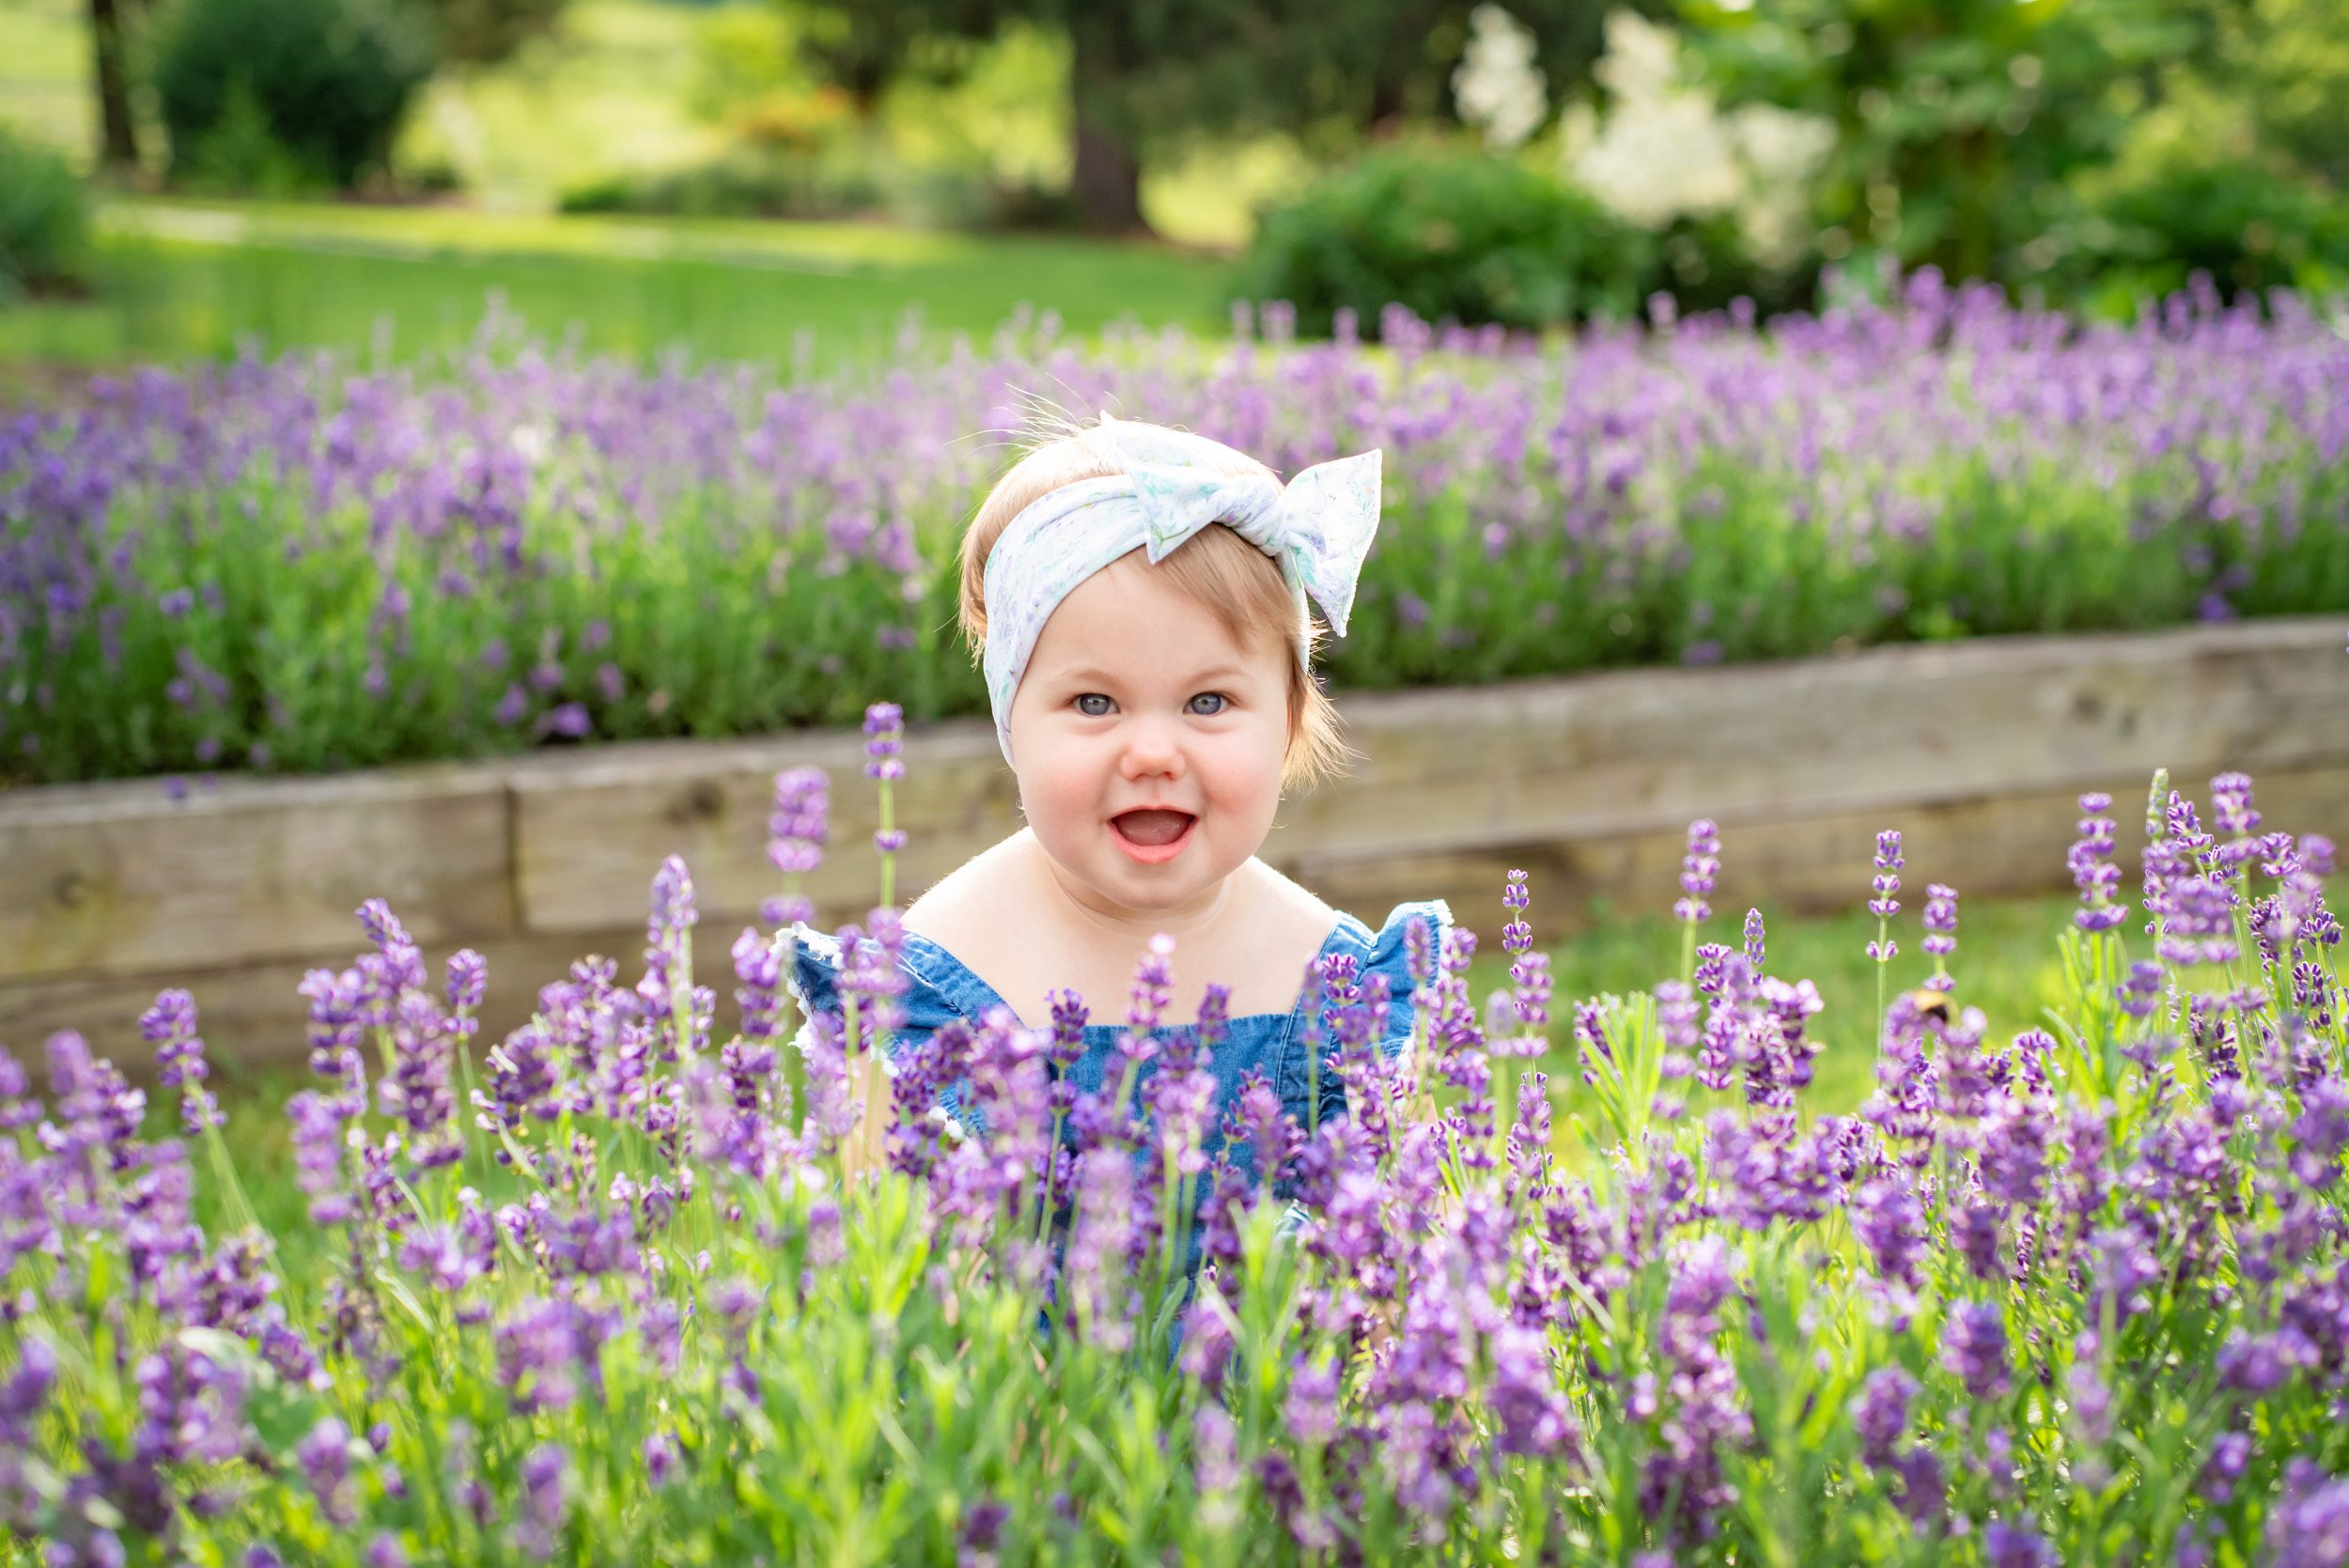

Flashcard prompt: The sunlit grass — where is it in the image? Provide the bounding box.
[0,197,1233,371]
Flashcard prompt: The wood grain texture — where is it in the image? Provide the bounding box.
[1285,763,2349,939]
[1277,616,2349,860]
[515,617,2349,931]
[0,765,517,983]
[508,726,1017,937]
[0,925,651,1076]
[6,618,2343,1029]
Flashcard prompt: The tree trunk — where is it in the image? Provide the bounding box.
[1067,9,1145,235]
[89,0,140,175]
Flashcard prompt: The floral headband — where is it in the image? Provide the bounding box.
[980,416,1384,765]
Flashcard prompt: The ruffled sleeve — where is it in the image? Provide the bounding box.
[784,924,989,1140]
[1360,898,1454,1063]
[783,924,966,1058]
[786,924,844,1024]
[1305,898,1454,1133]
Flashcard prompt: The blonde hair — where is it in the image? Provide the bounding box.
[959,421,1352,791]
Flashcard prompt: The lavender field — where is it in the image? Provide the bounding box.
[6,274,2348,786]
[2,741,2344,1563]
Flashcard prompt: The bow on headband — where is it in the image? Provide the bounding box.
[982,415,1384,765]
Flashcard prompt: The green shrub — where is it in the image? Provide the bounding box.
[2045,154,2349,312]
[1232,142,1651,337]
[153,0,436,191]
[173,81,329,198]
[0,125,89,299]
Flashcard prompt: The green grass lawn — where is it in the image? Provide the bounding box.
[0,194,1234,373]
[0,0,1273,380]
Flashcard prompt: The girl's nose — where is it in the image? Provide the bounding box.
[1117,716,1187,780]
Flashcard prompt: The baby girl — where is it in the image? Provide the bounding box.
[792,413,1451,1152]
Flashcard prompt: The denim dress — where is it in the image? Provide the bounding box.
[787,899,1453,1171]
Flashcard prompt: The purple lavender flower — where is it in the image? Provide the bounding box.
[1675,819,1720,924]
[2070,793,2128,932]
[296,1417,358,1527]
[1849,1366,1917,1465]
[1942,1299,2010,1400]
[2211,769,2261,847]
[1488,1323,1579,1459]
[962,1497,1011,1562]
[1742,908,1766,970]
[139,987,221,1134]
[1501,867,1532,955]
[1921,883,1957,959]
[444,950,488,1016]
[2201,1431,2253,1505]
[2118,960,2165,1020]
[1852,1177,1927,1289]
[288,1089,357,1225]
[862,703,905,783]
[1065,1145,1137,1352]
[514,1441,570,1557]
[1867,830,1902,962]
[1283,1359,1340,1447]
[0,1045,39,1131]
[644,1431,680,1489]
[1507,951,1553,1039]
[1404,915,1436,989]
[644,855,696,1012]
[2268,1461,2349,1568]
[1869,831,1903,917]
[2155,875,2239,967]
[762,766,829,925]
[1984,1520,2057,1568]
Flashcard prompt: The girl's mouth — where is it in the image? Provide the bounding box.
[1110,809,1197,864]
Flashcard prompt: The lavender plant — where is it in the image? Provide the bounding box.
[1,742,2345,1564]
[8,273,2349,785]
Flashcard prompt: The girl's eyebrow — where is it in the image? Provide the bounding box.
[1056,663,1255,686]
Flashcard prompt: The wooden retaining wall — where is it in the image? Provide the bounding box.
[5,617,2345,1071]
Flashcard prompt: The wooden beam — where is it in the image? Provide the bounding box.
[0,766,516,984]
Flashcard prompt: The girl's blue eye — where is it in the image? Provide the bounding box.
[1188,692,1229,717]
[1076,694,1240,718]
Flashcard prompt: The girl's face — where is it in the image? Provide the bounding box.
[1006,551,1292,919]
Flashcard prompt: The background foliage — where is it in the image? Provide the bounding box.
[150,0,440,192]
[1233,141,1649,335]
[0,124,90,300]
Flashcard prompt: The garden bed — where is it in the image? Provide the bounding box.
[6,617,2343,1066]
[7,280,2347,789]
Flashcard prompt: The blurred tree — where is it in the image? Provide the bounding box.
[787,0,1626,233]
[88,0,140,173]
[1683,0,2241,287]
[418,0,570,66]
[2219,0,2349,178]
[2028,0,2349,303]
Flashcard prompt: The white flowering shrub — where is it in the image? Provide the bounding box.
[1452,4,1548,153]
[1557,8,1833,270]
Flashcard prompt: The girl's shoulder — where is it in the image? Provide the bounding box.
[1320,897,1455,1007]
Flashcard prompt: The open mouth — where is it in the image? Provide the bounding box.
[1110,809,1198,863]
